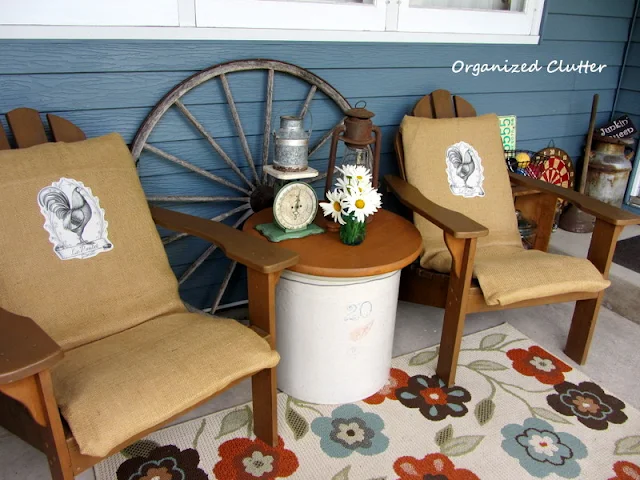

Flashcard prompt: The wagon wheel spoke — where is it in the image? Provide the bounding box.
[179,243,218,285]
[220,73,260,183]
[184,302,206,314]
[177,209,253,284]
[147,195,250,203]
[309,119,345,158]
[174,100,254,189]
[162,204,252,245]
[299,85,317,119]
[144,144,251,195]
[211,260,238,314]
[261,69,275,182]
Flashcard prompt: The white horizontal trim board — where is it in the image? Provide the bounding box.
[0,0,180,26]
[0,25,540,44]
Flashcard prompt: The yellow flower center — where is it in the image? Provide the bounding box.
[356,175,363,180]
[355,199,365,209]
[333,201,342,212]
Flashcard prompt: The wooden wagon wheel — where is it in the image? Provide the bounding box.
[130,59,351,314]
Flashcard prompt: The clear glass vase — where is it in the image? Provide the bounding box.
[339,214,366,246]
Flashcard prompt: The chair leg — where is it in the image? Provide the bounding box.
[565,295,604,365]
[0,371,74,480]
[565,219,623,365]
[251,368,277,446]
[36,371,75,480]
[436,234,477,387]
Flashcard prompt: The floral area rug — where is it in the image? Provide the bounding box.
[94,323,640,479]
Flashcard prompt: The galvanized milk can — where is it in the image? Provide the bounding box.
[584,135,633,207]
[273,115,310,172]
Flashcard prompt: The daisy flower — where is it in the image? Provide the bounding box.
[336,164,357,179]
[320,189,347,225]
[352,165,372,185]
[344,187,382,223]
[336,175,354,194]
[353,180,373,195]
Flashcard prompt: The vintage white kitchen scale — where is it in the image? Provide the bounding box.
[256,115,325,242]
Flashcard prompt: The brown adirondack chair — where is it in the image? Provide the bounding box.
[388,89,640,386]
[0,108,298,479]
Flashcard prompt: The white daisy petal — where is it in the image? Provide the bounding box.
[320,190,347,225]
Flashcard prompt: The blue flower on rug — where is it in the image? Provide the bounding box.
[501,418,587,478]
[311,404,389,458]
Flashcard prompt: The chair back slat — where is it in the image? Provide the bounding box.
[7,108,48,149]
[47,114,87,143]
[430,89,456,118]
[395,89,477,181]
[2,108,87,151]
[0,124,10,150]
[454,96,477,118]
[412,95,434,118]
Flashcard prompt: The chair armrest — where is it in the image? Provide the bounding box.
[150,206,299,274]
[0,308,63,385]
[384,175,489,239]
[509,172,640,226]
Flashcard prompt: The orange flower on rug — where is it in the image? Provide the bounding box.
[94,324,640,480]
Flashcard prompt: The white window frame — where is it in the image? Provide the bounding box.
[0,0,546,44]
[397,0,543,36]
[0,0,181,27]
[195,0,387,32]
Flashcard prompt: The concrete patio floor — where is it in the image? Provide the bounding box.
[1,227,639,480]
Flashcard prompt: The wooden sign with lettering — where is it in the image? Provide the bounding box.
[599,115,637,139]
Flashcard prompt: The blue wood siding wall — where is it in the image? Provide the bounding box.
[0,0,634,309]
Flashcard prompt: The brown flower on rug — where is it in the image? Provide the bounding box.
[609,460,640,480]
[213,436,298,479]
[364,368,410,405]
[396,374,471,421]
[116,445,208,480]
[393,452,480,479]
[547,381,628,430]
[506,345,572,385]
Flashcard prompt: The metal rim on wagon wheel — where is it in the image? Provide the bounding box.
[130,59,352,314]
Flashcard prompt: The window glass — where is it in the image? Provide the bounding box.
[408,0,524,12]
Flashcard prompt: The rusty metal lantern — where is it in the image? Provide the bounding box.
[324,103,382,197]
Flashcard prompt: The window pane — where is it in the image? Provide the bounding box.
[408,0,524,12]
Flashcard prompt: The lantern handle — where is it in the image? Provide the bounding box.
[305,110,313,140]
[355,100,367,109]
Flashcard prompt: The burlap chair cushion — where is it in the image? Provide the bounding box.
[401,114,609,305]
[52,312,279,457]
[401,114,523,267]
[0,134,185,349]
[471,247,610,306]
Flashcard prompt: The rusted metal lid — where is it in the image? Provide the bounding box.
[346,101,375,120]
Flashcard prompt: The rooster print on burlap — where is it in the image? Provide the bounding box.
[38,178,113,260]
[445,141,485,198]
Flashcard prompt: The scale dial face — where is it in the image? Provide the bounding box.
[273,181,318,231]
